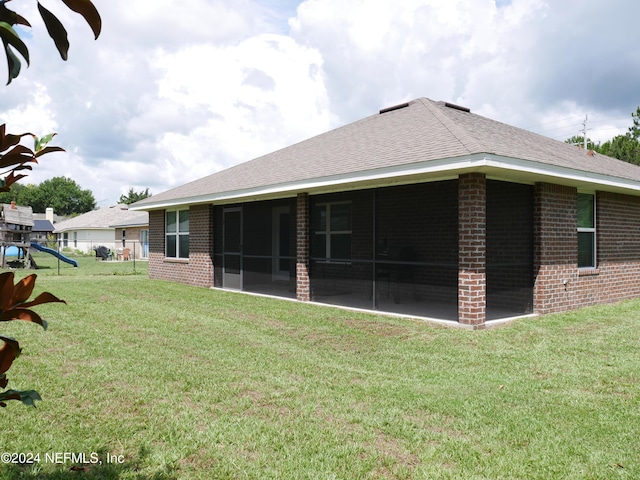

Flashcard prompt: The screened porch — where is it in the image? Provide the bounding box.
[212,179,534,322]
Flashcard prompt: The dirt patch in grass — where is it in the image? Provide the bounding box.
[373,429,420,465]
[563,320,605,336]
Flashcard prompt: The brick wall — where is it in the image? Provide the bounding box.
[458,173,487,326]
[148,205,214,287]
[533,183,577,314]
[114,226,146,259]
[572,191,640,307]
[533,184,640,314]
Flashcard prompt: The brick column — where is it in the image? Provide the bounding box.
[458,173,487,326]
[296,193,310,301]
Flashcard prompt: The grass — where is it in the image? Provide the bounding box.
[0,254,638,478]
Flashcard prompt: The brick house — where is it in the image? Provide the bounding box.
[132,98,640,328]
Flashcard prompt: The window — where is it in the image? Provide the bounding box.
[166,209,189,259]
[312,202,351,260]
[577,193,595,268]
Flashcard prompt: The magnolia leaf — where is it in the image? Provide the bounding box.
[0,389,41,407]
[0,272,62,326]
[0,373,8,389]
[15,14,31,28]
[37,3,69,60]
[12,274,37,305]
[0,3,16,24]
[0,21,29,64]
[35,146,65,157]
[0,309,48,329]
[0,151,36,169]
[34,132,58,151]
[2,38,20,85]
[0,126,34,152]
[6,164,34,172]
[21,291,66,309]
[2,144,32,157]
[0,3,30,27]
[0,272,15,311]
[0,336,20,374]
[0,172,28,191]
[61,0,101,40]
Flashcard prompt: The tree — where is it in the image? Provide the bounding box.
[598,134,640,165]
[20,175,96,215]
[596,107,640,165]
[119,187,152,205]
[0,178,96,214]
[564,135,601,151]
[0,0,101,84]
[0,181,25,204]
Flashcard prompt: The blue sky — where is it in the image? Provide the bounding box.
[2,0,639,207]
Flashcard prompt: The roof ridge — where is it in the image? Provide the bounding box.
[415,98,488,154]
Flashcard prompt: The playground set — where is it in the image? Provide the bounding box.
[0,202,78,268]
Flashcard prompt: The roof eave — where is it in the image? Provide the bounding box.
[130,154,640,210]
[53,226,114,233]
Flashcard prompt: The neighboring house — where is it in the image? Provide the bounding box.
[33,207,66,226]
[32,207,66,245]
[110,212,150,259]
[32,219,55,244]
[54,204,149,259]
[131,97,640,328]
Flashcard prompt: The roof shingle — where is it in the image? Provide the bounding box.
[54,204,148,232]
[134,97,640,208]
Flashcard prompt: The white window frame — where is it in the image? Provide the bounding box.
[577,192,596,269]
[166,209,190,259]
[313,201,352,261]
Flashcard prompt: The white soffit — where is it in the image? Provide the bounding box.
[132,154,640,210]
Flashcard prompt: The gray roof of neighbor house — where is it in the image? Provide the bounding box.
[109,212,149,229]
[54,205,148,233]
[33,219,54,233]
[132,97,640,210]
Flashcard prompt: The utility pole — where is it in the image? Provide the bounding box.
[581,115,590,149]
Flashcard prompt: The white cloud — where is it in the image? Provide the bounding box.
[147,34,330,189]
[2,83,57,135]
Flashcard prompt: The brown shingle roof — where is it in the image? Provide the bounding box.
[134,97,640,208]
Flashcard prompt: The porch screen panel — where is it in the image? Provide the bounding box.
[486,180,534,319]
[213,206,224,288]
[374,181,458,319]
[310,191,373,310]
[242,200,296,298]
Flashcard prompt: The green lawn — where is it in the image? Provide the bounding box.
[0,255,638,479]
